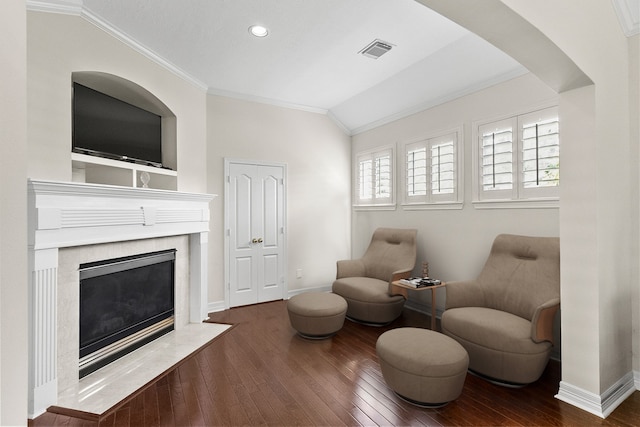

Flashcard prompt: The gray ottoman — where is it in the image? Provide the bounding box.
[376,327,469,407]
[287,292,347,339]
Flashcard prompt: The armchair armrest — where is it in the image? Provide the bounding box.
[530,298,560,343]
[336,259,366,279]
[386,269,413,298]
[390,268,413,283]
[444,280,486,309]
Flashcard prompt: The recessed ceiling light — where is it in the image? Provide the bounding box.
[249,25,269,38]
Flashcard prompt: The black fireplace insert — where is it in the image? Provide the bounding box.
[79,249,176,378]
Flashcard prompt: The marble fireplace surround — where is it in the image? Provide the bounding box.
[27,179,217,418]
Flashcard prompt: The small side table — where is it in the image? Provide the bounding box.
[390,280,446,331]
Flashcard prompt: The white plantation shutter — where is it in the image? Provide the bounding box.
[404,131,459,205]
[407,146,427,197]
[375,153,392,199]
[478,118,516,200]
[431,140,455,195]
[475,106,559,203]
[482,128,513,191]
[358,158,373,200]
[520,107,559,198]
[355,146,394,206]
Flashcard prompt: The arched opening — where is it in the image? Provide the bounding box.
[71,71,177,173]
[413,0,636,419]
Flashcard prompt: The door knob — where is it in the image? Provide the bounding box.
[252,238,263,244]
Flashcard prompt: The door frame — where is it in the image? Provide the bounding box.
[223,158,288,309]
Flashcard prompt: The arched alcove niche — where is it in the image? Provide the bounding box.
[417,0,635,419]
[71,71,178,189]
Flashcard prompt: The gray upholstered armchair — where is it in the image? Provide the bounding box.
[441,234,560,385]
[332,228,417,325]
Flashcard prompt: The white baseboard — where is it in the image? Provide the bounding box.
[404,299,443,319]
[287,285,332,298]
[207,300,227,314]
[206,285,333,315]
[556,371,637,418]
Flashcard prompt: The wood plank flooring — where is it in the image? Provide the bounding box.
[31,300,640,426]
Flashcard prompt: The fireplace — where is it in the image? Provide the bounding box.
[27,179,216,418]
[78,249,176,378]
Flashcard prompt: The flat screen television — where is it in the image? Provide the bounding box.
[72,82,164,167]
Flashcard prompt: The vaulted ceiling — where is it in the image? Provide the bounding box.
[30,0,638,134]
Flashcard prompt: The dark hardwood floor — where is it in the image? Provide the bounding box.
[31,300,640,426]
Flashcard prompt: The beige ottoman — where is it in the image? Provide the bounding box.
[287,292,347,339]
[376,327,469,407]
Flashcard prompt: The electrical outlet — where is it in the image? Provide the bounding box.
[296,269,303,279]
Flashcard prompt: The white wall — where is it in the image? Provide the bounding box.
[502,0,635,401]
[629,32,639,376]
[27,11,208,193]
[351,73,560,311]
[0,1,28,424]
[206,95,352,304]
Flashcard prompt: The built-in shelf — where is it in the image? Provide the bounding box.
[72,152,177,190]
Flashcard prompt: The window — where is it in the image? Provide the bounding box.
[402,130,462,208]
[474,106,559,206]
[354,145,394,207]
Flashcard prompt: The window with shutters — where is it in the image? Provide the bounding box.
[402,129,462,209]
[473,106,559,207]
[354,145,394,208]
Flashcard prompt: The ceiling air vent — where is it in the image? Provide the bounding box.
[359,39,393,59]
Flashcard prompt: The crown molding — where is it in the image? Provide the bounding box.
[26,0,82,14]
[613,0,640,37]
[326,110,352,136]
[206,87,328,115]
[348,66,529,136]
[26,0,209,92]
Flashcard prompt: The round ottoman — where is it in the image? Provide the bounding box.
[376,327,468,407]
[287,292,347,339]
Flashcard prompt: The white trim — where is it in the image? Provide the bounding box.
[612,0,640,37]
[26,0,82,14]
[28,180,215,250]
[403,298,444,321]
[79,8,208,91]
[349,67,529,136]
[472,198,559,209]
[326,110,353,136]
[353,204,397,211]
[207,300,228,314]
[287,285,332,299]
[208,87,328,116]
[402,201,464,211]
[556,372,637,418]
[27,0,208,92]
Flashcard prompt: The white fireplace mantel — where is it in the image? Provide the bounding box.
[27,179,217,418]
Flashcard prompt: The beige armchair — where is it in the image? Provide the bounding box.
[441,234,560,385]
[332,228,417,325]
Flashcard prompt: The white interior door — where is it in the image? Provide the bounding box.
[226,160,285,307]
